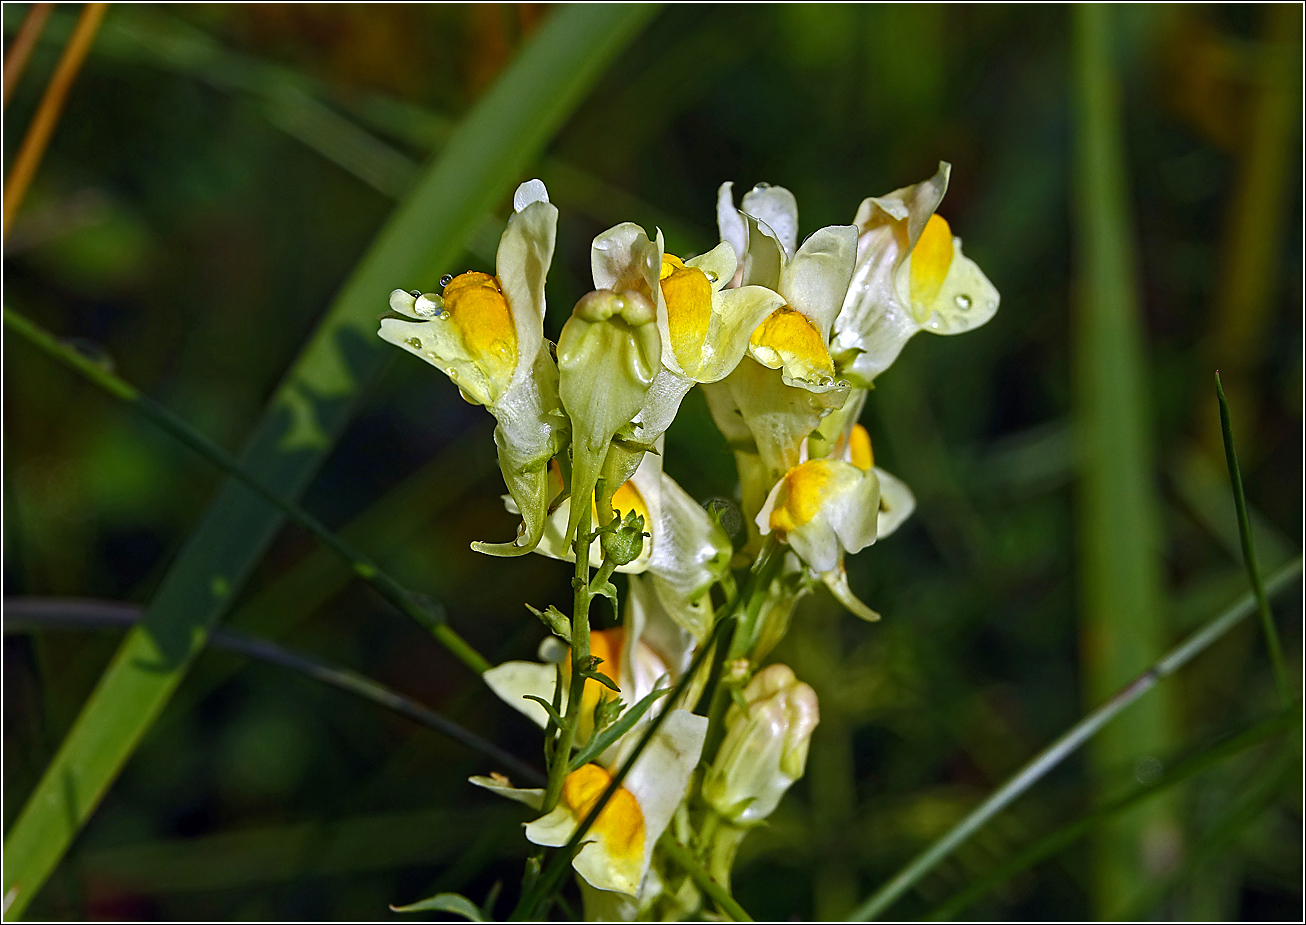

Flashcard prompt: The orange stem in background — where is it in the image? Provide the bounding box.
[3,2,109,241]
[2,2,55,110]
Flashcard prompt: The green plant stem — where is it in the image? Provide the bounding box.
[847,557,1302,921]
[657,832,754,922]
[925,705,1300,920]
[3,305,491,676]
[541,500,597,814]
[1215,371,1291,705]
[514,614,737,920]
[2,597,542,786]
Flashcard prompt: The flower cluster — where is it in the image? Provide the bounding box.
[380,166,997,919]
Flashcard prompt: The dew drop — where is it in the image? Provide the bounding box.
[955,294,972,311]
[439,274,454,288]
[448,369,459,381]
[405,337,422,349]
[414,300,439,318]
[438,310,451,321]
[705,271,719,283]
[753,181,771,190]
[408,289,422,298]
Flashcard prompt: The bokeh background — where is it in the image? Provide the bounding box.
[3,3,1301,920]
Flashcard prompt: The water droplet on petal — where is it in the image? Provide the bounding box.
[705,271,719,283]
[414,301,439,318]
[409,289,422,298]
[437,310,451,321]
[439,274,454,288]
[955,294,972,311]
[753,182,771,190]
[405,337,422,349]
[448,369,459,381]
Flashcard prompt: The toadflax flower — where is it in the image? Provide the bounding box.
[755,423,914,621]
[380,179,566,557]
[702,663,819,825]
[830,161,1000,386]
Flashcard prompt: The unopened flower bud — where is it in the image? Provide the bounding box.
[702,663,819,825]
[601,509,646,567]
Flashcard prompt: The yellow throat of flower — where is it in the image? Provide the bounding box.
[659,254,713,373]
[562,763,645,861]
[849,424,874,471]
[442,271,519,389]
[563,628,624,744]
[768,459,840,538]
[749,306,835,384]
[908,214,955,313]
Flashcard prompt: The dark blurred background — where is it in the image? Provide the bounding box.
[3,4,1301,920]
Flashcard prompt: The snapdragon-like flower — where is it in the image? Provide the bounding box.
[475,593,706,901]
[702,663,819,825]
[831,162,1000,386]
[558,225,665,540]
[718,182,858,392]
[756,423,915,621]
[380,180,565,557]
[528,441,731,641]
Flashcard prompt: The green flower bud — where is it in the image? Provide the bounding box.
[702,664,819,825]
[558,288,661,541]
[601,509,647,567]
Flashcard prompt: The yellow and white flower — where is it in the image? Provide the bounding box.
[756,423,915,621]
[831,162,1000,386]
[380,179,565,557]
[718,182,859,392]
[702,663,819,825]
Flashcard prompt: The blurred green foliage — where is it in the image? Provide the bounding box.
[3,3,1300,921]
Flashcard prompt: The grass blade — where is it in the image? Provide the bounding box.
[3,597,542,787]
[925,706,1300,920]
[1,6,660,916]
[1216,372,1291,704]
[846,557,1302,921]
[4,305,490,674]
[1069,4,1177,913]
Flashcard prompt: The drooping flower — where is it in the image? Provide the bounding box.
[830,161,1000,386]
[380,179,565,557]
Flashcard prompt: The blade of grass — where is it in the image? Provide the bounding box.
[1216,372,1291,705]
[75,806,525,895]
[1070,4,1176,914]
[846,557,1302,921]
[5,305,491,675]
[2,598,541,786]
[2,1,107,239]
[657,832,754,922]
[2,2,54,109]
[925,705,1300,920]
[0,6,660,916]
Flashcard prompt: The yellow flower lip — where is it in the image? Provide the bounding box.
[442,270,519,390]
[659,253,713,373]
[562,763,646,861]
[562,628,625,745]
[748,306,835,384]
[908,213,955,312]
[849,424,874,471]
[768,458,840,538]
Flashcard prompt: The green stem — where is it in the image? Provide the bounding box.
[516,614,737,920]
[658,831,753,922]
[541,498,596,814]
[925,705,1300,920]
[1215,371,1291,706]
[846,557,1303,921]
[3,305,492,676]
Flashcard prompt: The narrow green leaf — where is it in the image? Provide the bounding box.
[569,687,672,772]
[1069,5,1175,914]
[1,6,660,916]
[523,696,567,730]
[846,558,1301,921]
[1215,371,1291,705]
[391,891,486,920]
